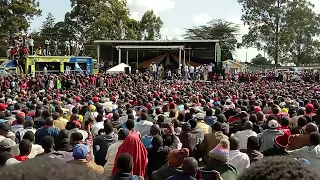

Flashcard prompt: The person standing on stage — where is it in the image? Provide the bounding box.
[152,62,158,81]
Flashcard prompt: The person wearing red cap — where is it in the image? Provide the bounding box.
[0,104,8,112]
[262,132,290,157]
[305,103,316,117]
[92,97,99,103]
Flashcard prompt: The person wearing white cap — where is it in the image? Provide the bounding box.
[258,120,283,152]
[195,112,211,134]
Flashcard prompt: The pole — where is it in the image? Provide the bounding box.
[179,48,181,66]
[188,47,191,62]
[118,48,121,65]
[136,50,139,69]
[97,45,100,64]
[183,50,186,65]
[126,50,129,65]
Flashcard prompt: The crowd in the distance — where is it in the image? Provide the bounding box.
[0,71,319,180]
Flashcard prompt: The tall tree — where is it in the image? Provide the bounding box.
[183,19,240,60]
[41,12,56,37]
[139,10,163,40]
[238,0,320,64]
[285,2,320,65]
[0,0,41,54]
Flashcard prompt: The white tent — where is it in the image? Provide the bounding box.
[106,63,131,73]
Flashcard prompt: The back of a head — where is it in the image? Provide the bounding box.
[0,157,105,180]
[117,153,133,173]
[104,120,113,134]
[23,131,35,142]
[238,156,320,180]
[45,117,54,126]
[182,157,198,175]
[19,139,32,155]
[247,136,260,150]
[212,121,223,132]
[297,117,307,127]
[309,132,320,146]
[305,123,318,134]
[41,136,54,152]
[24,120,34,129]
[126,119,135,130]
[16,116,25,125]
[229,136,239,150]
[188,118,198,129]
[244,121,253,130]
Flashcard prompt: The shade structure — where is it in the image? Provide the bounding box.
[106,63,131,73]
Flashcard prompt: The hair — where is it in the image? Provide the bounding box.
[212,121,223,132]
[24,120,34,129]
[188,118,197,129]
[126,119,135,130]
[309,132,320,146]
[297,117,307,127]
[247,136,260,150]
[45,117,54,126]
[104,120,113,134]
[280,117,290,126]
[96,114,103,122]
[16,115,25,125]
[40,136,54,152]
[117,153,133,173]
[23,131,35,142]
[19,139,32,155]
[238,156,320,180]
[0,157,105,179]
[229,136,239,150]
[0,152,12,166]
[70,132,83,143]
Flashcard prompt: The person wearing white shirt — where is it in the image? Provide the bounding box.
[189,65,195,79]
[228,136,250,175]
[234,121,258,150]
[151,63,158,81]
[135,113,153,137]
[65,40,70,56]
[91,115,105,136]
[28,37,34,54]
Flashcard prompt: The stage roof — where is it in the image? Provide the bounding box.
[94,40,219,44]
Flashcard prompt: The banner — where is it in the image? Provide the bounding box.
[74,62,84,74]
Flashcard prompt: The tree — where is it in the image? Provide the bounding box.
[41,13,56,37]
[139,10,163,40]
[285,2,320,65]
[238,0,320,64]
[0,0,41,54]
[183,19,240,60]
[251,54,270,65]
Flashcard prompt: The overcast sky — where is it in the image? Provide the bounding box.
[30,0,320,62]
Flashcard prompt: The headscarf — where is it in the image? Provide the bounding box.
[112,134,148,177]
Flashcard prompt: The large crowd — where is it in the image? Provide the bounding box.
[0,70,320,180]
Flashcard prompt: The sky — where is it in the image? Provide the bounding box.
[30,0,320,62]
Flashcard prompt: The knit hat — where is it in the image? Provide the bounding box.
[209,139,230,163]
[274,132,290,149]
[168,148,189,167]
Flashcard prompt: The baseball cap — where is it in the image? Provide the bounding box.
[195,112,204,120]
[268,120,279,129]
[0,122,11,131]
[72,144,89,159]
[0,104,8,111]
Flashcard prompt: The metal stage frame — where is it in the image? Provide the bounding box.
[94,40,220,67]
